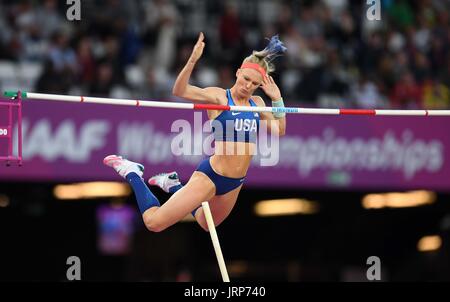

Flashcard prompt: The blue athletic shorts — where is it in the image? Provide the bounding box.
[195,157,245,195]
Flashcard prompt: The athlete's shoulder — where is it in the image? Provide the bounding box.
[205,87,226,93]
[204,87,227,105]
[204,86,227,97]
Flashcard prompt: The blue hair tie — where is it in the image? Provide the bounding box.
[264,35,287,61]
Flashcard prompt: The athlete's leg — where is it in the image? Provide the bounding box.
[104,155,215,232]
[194,184,243,231]
[104,155,161,214]
[149,171,202,217]
[142,171,216,232]
[147,170,243,231]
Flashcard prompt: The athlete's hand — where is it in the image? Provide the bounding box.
[260,75,282,101]
[189,32,205,64]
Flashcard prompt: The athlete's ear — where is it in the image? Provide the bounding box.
[236,69,241,78]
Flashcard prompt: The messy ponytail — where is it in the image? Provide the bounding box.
[243,35,287,75]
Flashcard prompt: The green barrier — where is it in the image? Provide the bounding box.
[3,91,28,98]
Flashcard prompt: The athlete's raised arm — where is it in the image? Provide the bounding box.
[172,32,225,105]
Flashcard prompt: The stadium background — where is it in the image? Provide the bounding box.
[0,0,449,281]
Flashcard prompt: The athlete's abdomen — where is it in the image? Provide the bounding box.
[211,141,255,177]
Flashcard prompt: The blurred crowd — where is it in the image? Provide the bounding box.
[0,0,449,109]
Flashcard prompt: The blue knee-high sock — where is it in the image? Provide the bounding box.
[167,183,199,217]
[126,172,160,214]
[169,184,183,194]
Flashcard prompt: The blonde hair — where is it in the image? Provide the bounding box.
[243,51,275,75]
[242,35,287,76]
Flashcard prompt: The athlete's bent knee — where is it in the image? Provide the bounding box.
[144,216,167,233]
